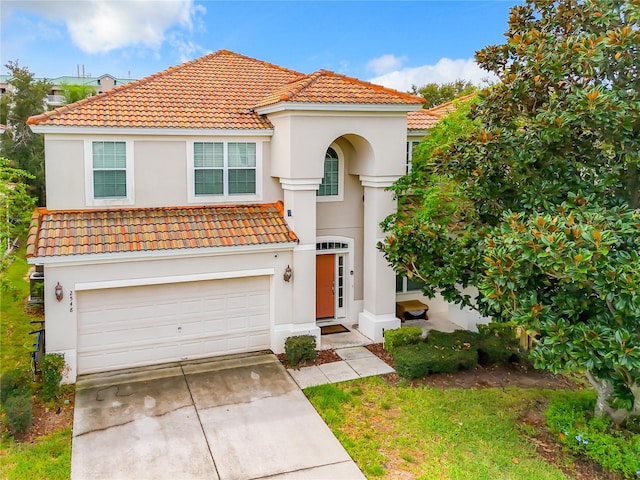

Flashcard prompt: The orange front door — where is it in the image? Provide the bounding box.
[316,254,335,319]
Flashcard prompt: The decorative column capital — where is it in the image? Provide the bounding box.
[359,175,401,188]
[279,177,323,191]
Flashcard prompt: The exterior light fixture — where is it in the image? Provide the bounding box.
[54,282,64,302]
[283,265,292,282]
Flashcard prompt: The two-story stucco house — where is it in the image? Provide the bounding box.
[26,50,477,382]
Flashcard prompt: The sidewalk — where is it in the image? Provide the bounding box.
[287,346,395,389]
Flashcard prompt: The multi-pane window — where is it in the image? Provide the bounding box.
[193,142,256,196]
[228,143,256,194]
[317,147,339,197]
[396,275,424,293]
[406,141,420,174]
[194,142,224,195]
[93,141,127,198]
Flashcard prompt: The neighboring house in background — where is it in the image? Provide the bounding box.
[0,73,136,108]
[26,50,484,382]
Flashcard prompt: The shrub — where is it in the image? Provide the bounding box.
[393,342,478,379]
[0,368,31,407]
[427,329,480,348]
[477,321,518,339]
[546,392,640,478]
[4,393,33,435]
[477,335,517,365]
[384,326,422,353]
[284,335,317,366]
[41,353,66,402]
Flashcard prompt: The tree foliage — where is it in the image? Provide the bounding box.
[0,61,51,206]
[381,0,640,424]
[409,80,477,109]
[0,157,35,259]
[61,83,94,104]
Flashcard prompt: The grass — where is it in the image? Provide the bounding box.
[1,252,72,480]
[0,429,72,480]
[1,251,42,371]
[306,377,573,479]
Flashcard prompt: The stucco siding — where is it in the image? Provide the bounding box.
[134,141,187,207]
[45,139,85,210]
[42,135,279,210]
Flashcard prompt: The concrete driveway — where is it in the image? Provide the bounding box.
[71,353,365,480]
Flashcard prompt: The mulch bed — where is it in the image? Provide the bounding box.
[8,389,75,443]
[276,349,343,370]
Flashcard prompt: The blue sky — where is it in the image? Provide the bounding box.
[1,1,518,91]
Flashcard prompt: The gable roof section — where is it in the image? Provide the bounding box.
[26,203,298,259]
[407,93,477,131]
[27,50,305,130]
[28,50,423,130]
[255,70,424,109]
[407,110,441,130]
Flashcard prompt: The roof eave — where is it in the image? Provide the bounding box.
[28,125,274,136]
[255,102,424,115]
[27,241,299,266]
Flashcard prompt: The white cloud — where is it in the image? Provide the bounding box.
[369,57,497,91]
[6,0,205,54]
[366,54,406,76]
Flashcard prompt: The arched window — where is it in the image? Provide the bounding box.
[317,147,339,197]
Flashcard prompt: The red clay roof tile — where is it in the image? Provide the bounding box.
[28,50,423,129]
[26,203,298,258]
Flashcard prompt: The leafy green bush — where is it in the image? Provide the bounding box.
[546,392,640,478]
[477,335,518,365]
[41,353,66,402]
[4,393,33,435]
[477,321,518,339]
[393,342,477,379]
[284,335,317,366]
[384,326,422,353]
[427,329,480,348]
[0,368,31,407]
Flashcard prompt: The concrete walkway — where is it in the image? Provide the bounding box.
[71,353,365,480]
[287,346,395,389]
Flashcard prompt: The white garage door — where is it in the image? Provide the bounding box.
[77,276,270,374]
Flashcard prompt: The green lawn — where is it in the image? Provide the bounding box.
[307,377,574,480]
[1,253,72,480]
[1,251,42,371]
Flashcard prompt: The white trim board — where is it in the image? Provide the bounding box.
[75,268,275,291]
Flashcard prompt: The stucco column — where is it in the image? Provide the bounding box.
[273,178,323,347]
[358,175,401,342]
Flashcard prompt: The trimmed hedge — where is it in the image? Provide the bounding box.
[384,326,422,353]
[284,335,317,366]
[392,328,521,379]
[394,342,478,379]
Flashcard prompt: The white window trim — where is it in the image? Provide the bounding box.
[84,139,135,207]
[406,140,420,174]
[187,139,262,203]
[396,275,423,294]
[316,144,344,203]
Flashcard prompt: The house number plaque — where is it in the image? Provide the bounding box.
[69,290,74,313]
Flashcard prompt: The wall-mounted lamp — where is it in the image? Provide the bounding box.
[283,265,292,282]
[54,282,64,302]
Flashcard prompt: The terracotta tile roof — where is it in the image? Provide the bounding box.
[423,93,477,118]
[27,50,304,130]
[407,110,441,130]
[407,93,477,131]
[27,50,423,129]
[26,202,298,258]
[255,70,424,108]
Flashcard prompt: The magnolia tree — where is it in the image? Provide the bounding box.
[381,0,640,424]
